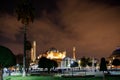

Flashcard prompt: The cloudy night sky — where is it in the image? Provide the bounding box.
[0,0,120,59]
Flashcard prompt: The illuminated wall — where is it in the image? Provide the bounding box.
[38,48,66,60]
[46,51,66,59]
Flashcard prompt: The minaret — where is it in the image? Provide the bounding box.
[31,41,36,62]
[73,46,76,60]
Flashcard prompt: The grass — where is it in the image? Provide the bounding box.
[3,75,120,80]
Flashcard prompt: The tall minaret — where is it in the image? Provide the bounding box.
[73,46,76,60]
[31,41,36,62]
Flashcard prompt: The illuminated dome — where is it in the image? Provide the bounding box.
[47,48,66,59]
[48,47,58,53]
[112,48,120,57]
[38,48,66,60]
[107,47,120,69]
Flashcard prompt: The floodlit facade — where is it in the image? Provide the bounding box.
[30,46,79,69]
[46,50,66,60]
[38,47,66,60]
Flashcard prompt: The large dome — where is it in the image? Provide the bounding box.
[112,48,120,56]
[48,47,58,52]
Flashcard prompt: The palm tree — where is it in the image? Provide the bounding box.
[15,0,34,76]
[15,0,59,76]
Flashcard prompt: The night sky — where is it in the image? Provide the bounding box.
[0,0,120,59]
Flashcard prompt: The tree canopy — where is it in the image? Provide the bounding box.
[112,59,120,69]
[80,57,96,68]
[99,57,107,71]
[15,0,35,25]
[38,57,58,73]
[0,46,16,68]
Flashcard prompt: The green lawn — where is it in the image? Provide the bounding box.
[3,75,120,80]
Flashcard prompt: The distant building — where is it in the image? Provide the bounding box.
[46,47,66,60]
[107,47,120,68]
[109,47,120,59]
[38,47,66,66]
[60,57,75,68]
[30,45,79,69]
[60,47,77,68]
[107,47,120,61]
[38,47,66,60]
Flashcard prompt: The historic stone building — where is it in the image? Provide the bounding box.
[107,47,120,68]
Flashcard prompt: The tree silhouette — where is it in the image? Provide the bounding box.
[0,46,16,67]
[15,0,34,25]
[80,57,87,68]
[51,60,58,70]
[0,46,16,80]
[38,57,58,73]
[38,57,49,70]
[100,57,107,72]
[15,0,34,76]
[86,58,92,67]
[112,59,120,70]
[99,57,107,80]
[15,0,59,76]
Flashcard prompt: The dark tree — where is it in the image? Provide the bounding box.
[38,57,57,73]
[86,58,92,67]
[100,57,107,72]
[15,0,35,76]
[38,57,48,70]
[87,62,92,67]
[0,46,16,80]
[112,59,120,70]
[0,46,16,68]
[51,60,58,70]
[46,59,54,73]
[99,57,107,80]
[15,0,34,25]
[80,57,87,68]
